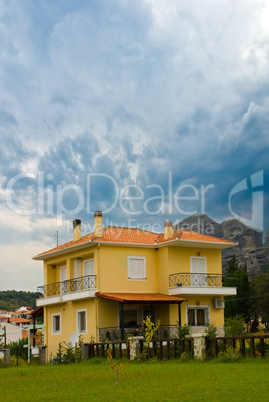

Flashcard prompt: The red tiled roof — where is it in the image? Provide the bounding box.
[34,226,236,259]
[96,292,187,303]
[9,318,31,323]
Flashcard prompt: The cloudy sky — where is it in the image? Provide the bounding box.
[0,0,268,291]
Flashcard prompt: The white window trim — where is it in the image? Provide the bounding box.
[127,256,146,280]
[186,305,210,327]
[77,309,87,334]
[52,313,61,334]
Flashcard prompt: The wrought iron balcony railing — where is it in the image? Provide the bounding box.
[169,272,223,288]
[37,275,97,297]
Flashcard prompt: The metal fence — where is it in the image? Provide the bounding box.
[169,272,223,287]
[37,275,97,297]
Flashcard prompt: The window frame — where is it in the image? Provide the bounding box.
[127,257,146,280]
[52,313,61,334]
[77,309,87,334]
[186,305,209,327]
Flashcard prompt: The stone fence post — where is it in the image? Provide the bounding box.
[192,334,206,359]
[128,336,143,360]
[3,349,10,366]
[39,347,47,365]
[81,343,90,360]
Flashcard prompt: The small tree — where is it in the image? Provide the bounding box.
[143,315,160,359]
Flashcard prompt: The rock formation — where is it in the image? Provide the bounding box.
[175,214,269,279]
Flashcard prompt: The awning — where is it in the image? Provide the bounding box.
[96,292,187,303]
[29,306,44,317]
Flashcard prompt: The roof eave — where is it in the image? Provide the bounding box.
[157,239,237,249]
[33,238,237,260]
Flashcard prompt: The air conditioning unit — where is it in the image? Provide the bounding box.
[214,299,225,309]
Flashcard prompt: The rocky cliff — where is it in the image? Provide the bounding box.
[175,214,269,278]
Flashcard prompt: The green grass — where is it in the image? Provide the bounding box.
[1,358,269,401]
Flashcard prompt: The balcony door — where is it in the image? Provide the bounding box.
[73,259,82,291]
[60,266,67,293]
[190,257,206,287]
[83,259,94,289]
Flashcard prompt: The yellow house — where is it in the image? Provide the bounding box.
[33,211,237,358]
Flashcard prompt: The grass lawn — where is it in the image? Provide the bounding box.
[0,358,268,401]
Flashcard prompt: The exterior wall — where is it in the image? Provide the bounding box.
[45,298,96,358]
[0,322,23,343]
[156,247,169,294]
[157,304,170,326]
[99,246,158,293]
[180,295,224,327]
[167,247,222,276]
[97,298,118,329]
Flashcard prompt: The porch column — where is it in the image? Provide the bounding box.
[33,316,36,347]
[178,302,182,326]
[150,302,154,322]
[120,303,124,340]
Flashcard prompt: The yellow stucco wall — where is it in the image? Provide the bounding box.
[99,245,158,293]
[167,247,222,276]
[180,296,224,327]
[45,298,96,358]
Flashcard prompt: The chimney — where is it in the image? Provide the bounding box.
[164,220,173,240]
[73,219,81,242]
[94,211,103,237]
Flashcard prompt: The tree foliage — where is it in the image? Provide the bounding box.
[250,272,269,330]
[223,256,250,322]
[0,290,41,311]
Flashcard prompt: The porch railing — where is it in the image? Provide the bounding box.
[37,275,97,297]
[169,272,223,288]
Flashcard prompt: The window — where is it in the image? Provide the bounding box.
[77,309,87,333]
[128,257,146,280]
[52,314,61,334]
[187,306,209,326]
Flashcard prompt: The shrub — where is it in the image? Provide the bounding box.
[204,324,217,338]
[218,346,240,363]
[225,315,246,336]
[177,323,191,339]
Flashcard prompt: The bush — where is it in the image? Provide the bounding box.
[218,346,241,363]
[225,315,246,336]
[177,323,191,338]
[204,324,217,338]
[7,338,28,361]
[50,338,83,365]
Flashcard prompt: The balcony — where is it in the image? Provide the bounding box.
[169,273,237,296]
[36,275,97,306]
